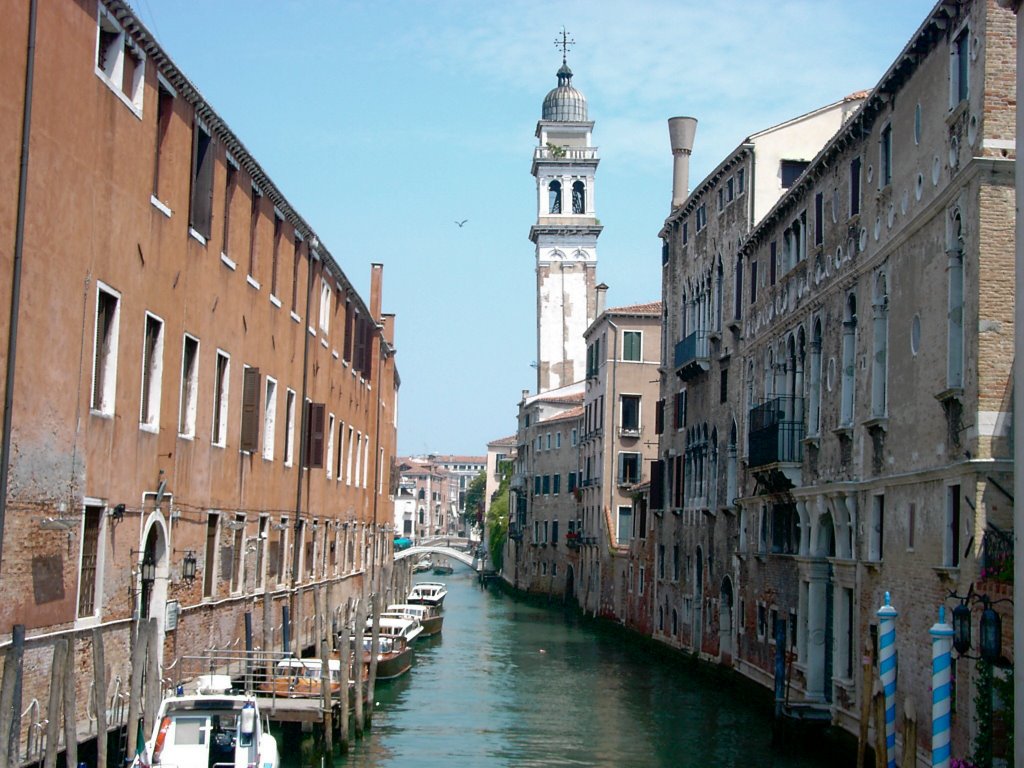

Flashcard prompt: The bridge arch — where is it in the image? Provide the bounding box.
[394,545,480,571]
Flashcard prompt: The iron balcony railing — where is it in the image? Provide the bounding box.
[748,395,805,468]
[674,330,710,371]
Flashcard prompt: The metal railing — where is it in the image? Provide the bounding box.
[748,395,804,467]
[674,330,710,370]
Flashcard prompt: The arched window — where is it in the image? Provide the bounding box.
[947,212,964,388]
[841,294,857,426]
[572,180,586,214]
[871,273,889,417]
[548,180,562,214]
[809,319,823,435]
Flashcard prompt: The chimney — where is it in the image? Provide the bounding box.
[668,116,698,208]
[595,283,608,317]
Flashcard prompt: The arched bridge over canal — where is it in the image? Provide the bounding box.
[393,537,486,572]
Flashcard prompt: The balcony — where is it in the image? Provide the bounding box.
[674,330,711,380]
[748,396,805,469]
[533,146,599,162]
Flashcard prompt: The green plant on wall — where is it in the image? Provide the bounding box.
[546,142,566,159]
[485,462,512,571]
[971,661,1013,768]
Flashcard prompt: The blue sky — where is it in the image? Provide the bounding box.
[130,0,936,456]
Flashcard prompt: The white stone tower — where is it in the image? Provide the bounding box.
[530,32,601,393]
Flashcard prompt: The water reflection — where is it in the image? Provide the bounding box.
[279,571,846,768]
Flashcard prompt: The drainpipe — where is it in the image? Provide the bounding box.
[0,0,39,579]
[369,264,384,586]
[289,238,318,651]
[605,317,619,617]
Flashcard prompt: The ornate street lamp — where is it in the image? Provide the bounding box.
[181,550,197,585]
[952,598,973,656]
[979,596,1003,663]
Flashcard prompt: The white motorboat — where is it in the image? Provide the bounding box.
[407,581,448,608]
[367,615,424,645]
[386,603,444,637]
[133,682,279,768]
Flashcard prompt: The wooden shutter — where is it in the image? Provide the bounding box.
[655,399,664,435]
[240,367,261,452]
[649,460,664,511]
[304,402,325,468]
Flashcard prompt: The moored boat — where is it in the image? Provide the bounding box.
[432,558,454,575]
[408,581,448,608]
[386,602,444,637]
[258,657,344,698]
[367,614,424,645]
[357,634,413,680]
[133,686,279,768]
[412,557,432,573]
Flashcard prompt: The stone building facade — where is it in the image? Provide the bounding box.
[0,0,399,761]
[656,0,1016,762]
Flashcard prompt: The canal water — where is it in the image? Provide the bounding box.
[281,569,847,768]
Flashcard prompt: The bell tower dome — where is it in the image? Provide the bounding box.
[530,29,601,393]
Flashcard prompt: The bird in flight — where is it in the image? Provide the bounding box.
[455,219,468,228]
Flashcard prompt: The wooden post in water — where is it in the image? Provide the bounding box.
[43,639,67,768]
[901,697,916,768]
[319,637,334,758]
[62,635,77,768]
[244,611,254,692]
[0,624,25,768]
[366,592,381,728]
[92,628,107,768]
[125,620,147,759]
[313,584,323,656]
[872,679,886,768]
[352,598,365,737]
[144,618,161,739]
[858,639,873,768]
[337,600,351,752]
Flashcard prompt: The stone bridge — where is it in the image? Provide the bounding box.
[393,538,485,572]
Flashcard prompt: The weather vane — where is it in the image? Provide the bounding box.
[555,27,575,65]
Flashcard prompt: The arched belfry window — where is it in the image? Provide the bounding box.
[572,180,586,214]
[548,180,562,214]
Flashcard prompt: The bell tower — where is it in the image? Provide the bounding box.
[530,30,601,393]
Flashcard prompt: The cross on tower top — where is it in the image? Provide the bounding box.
[554,27,575,65]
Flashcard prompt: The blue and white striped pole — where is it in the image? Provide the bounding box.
[877,592,898,768]
[930,605,954,768]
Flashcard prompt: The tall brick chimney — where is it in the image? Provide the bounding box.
[668,116,698,208]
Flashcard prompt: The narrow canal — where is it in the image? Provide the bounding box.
[281,569,847,768]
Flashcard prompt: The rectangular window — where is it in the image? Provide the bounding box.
[239,366,261,453]
[91,284,121,415]
[77,504,104,618]
[571,427,577,446]
[152,80,174,202]
[221,159,238,256]
[780,160,809,189]
[271,214,283,298]
[535,475,541,495]
[907,503,916,550]
[304,401,325,469]
[737,168,745,194]
[568,472,577,492]
[553,474,561,495]
[655,399,664,434]
[682,221,688,245]
[95,6,145,113]
[203,513,219,598]
[951,27,970,105]
[139,312,164,429]
[850,156,861,216]
[674,389,686,430]
[262,377,277,461]
[212,351,230,446]
[622,330,642,361]
[618,452,641,485]
[945,484,961,567]
[248,186,262,278]
[319,279,332,334]
[178,334,199,437]
[336,420,345,479]
[291,237,302,312]
[726,176,734,202]
[750,261,758,304]
[284,389,296,466]
[617,506,632,542]
[326,414,336,479]
[189,122,214,240]
[814,192,824,246]
[230,514,245,594]
[673,544,680,581]
[717,187,724,212]
[346,426,355,484]
[556,432,561,449]
[769,241,777,285]
[720,368,728,404]
[696,203,707,231]
[620,395,640,434]
[880,123,893,188]
[869,493,884,561]
[542,475,550,495]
